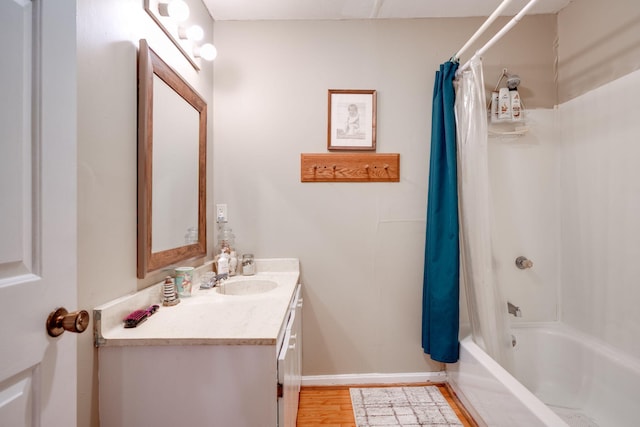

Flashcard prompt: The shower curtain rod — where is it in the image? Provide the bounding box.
[456,0,539,75]
[452,0,514,61]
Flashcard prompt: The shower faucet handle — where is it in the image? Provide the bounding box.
[515,256,533,269]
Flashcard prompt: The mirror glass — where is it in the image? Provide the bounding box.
[137,39,207,278]
[151,75,199,252]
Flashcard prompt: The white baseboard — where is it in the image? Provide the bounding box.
[301,371,447,386]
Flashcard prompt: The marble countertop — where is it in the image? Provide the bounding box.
[94,258,300,347]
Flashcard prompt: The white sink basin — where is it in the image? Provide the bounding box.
[217,279,278,296]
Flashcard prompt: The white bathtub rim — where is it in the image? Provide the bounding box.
[451,335,569,427]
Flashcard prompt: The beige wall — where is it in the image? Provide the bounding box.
[76,0,213,425]
[212,15,556,377]
[557,0,640,103]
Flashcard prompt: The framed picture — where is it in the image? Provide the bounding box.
[327,89,377,151]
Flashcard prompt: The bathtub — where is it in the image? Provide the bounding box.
[447,322,640,426]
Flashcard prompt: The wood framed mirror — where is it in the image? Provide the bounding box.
[137,39,207,279]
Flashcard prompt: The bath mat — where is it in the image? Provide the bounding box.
[349,386,463,427]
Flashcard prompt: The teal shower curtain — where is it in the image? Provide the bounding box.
[422,61,460,363]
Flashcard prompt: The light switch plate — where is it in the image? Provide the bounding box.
[216,204,227,222]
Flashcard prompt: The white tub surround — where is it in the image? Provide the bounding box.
[95,258,302,427]
[94,258,299,346]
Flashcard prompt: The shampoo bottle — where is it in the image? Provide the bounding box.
[510,89,522,121]
[498,87,511,121]
[491,91,499,123]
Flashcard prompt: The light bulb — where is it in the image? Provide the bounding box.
[167,0,189,22]
[199,43,217,61]
[185,25,204,41]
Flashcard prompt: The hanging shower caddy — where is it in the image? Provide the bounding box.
[487,68,529,137]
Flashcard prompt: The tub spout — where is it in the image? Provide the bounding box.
[507,301,522,317]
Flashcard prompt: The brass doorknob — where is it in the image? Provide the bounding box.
[46,308,90,337]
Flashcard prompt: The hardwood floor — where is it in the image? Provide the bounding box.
[297,386,358,427]
[296,383,477,427]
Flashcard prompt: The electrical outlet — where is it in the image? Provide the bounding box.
[216,204,228,222]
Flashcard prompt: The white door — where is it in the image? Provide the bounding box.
[0,0,79,426]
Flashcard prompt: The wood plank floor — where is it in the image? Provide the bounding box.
[296,383,477,427]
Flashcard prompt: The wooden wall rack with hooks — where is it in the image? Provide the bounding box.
[300,153,400,182]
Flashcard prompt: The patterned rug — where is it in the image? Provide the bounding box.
[350,386,463,427]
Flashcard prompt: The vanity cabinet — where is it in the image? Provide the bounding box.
[99,343,281,426]
[95,260,301,427]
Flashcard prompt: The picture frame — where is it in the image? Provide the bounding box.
[327,89,377,151]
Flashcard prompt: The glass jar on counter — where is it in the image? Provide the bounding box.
[241,254,255,276]
[216,223,235,254]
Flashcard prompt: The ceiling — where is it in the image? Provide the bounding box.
[203,0,573,21]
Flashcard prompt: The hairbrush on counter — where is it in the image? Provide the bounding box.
[123,305,159,328]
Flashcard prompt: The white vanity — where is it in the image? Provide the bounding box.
[94,258,302,427]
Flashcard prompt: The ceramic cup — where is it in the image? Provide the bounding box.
[174,266,195,297]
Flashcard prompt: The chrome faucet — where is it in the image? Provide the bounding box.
[214,273,229,294]
[199,273,228,290]
[507,301,522,317]
[214,273,228,287]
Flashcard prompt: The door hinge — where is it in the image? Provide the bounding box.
[277,382,283,398]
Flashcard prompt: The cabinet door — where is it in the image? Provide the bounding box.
[278,326,295,427]
[278,285,302,427]
[291,286,302,396]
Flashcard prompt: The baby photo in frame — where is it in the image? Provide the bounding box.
[327,89,377,151]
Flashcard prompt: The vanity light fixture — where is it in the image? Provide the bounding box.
[178,24,204,42]
[147,0,215,68]
[158,0,190,22]
[194,43,217,61]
